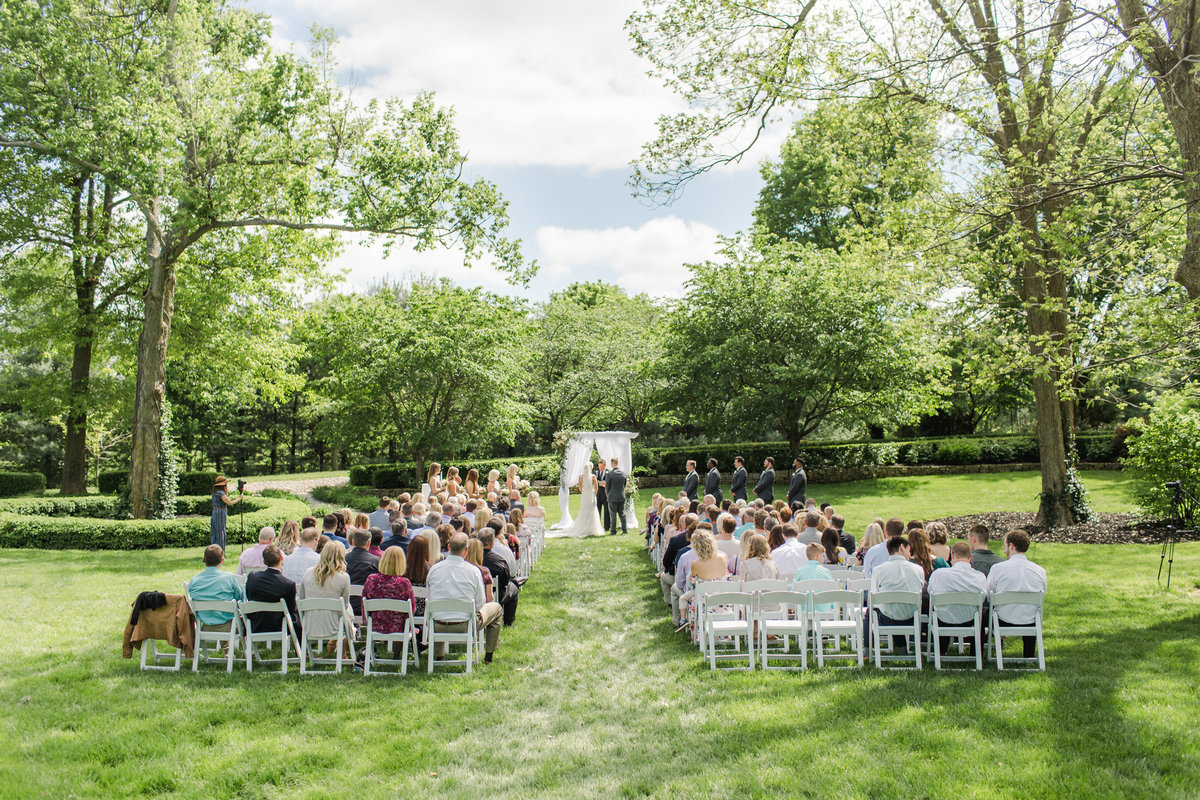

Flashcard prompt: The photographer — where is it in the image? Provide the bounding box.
[210,475,245,552]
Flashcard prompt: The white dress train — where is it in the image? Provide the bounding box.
[566,475,606,538]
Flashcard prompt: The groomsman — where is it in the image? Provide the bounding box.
[704,458,723,506]
[595,458,611,532]
[787,458,808,509]
[730,456,748,502]
[754,457,776,503]
[683,460,699,502]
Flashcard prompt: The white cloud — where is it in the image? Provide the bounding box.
[536,217,722,297]
[325,236,530,299]
[262,0,785,172]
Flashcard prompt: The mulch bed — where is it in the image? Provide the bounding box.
[928,511,1199,545]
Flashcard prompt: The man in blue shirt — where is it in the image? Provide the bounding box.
[321,513,349,548]
[189,545,246,627]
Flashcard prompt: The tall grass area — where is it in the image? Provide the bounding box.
[1,530,1198,797]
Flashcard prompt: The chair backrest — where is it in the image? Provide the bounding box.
[297,597,347,614]
[929,591,984,611]
[237,599,289,633]
[243,566,266,575]
[741,579,789,594]
[411,586,428,600]
[870,590,922,619]
[693,579,732,600]
[425,598,475,620]
[233,574,247,589]
[363,598,414,616]
[811,590,863,612]
[792,579,840,593]
[757,590,808,610]
[349,585,364,600]
[703,591,754,610]
[190,599,238,614]
[990,591,1044,610]
[845,578,872,592]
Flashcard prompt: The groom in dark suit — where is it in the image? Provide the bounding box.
[754,456,776,503]
[605,458,628,534]
[730,456,748,502]
[704,458,723,506]
[595,459,610,532]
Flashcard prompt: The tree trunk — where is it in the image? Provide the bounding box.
[128,220,176,519]
[60,320,94,494]
[330,445,340,471]
[289,395,299,473]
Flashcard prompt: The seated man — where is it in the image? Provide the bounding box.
[426,532,504,663]
[968,524,1004,576]
[380,520,412,553]
[830,513,855,554]
[345,528,380,616]
[869,536,925,654]
[926,541,988,654]
[237,526,276,575]
[189,545,246,630]
[480,528,519,626]
[245,545,299,636]
[770,524,808,577]
[282,527,320,584]
[986,529,1047,659]
[792,542,833,583]
[486,519,517,573]
[863,517,904,576]
[321,513,349,548]
[797,511,822,544]
[368,495,392,532]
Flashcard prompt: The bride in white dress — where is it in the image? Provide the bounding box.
[566,461,606,538]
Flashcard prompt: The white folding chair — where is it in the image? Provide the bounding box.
[238,600,299,674]
[348,585,366,636]
[690,580,734,649]
[740,579,789,594]
[139,639,183,672]
[363,598,419,676]
[702,591,755,670]
[297,598,356,674]
[928,591,985,670]
[243,566,266,576]
[189,600,240,673]
[870,591,923,670]
[424,598,477,674]
[811,590,864,667]
[233,574,247,590]
[988,591,1046,670]
[758,590,809,670]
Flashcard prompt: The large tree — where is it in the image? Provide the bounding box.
[0,1,528,515]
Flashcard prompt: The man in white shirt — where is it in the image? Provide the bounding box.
[282,527,321,584]
[870,536,926,654]
[797,511,822,544]
[862,517,904,576]
[367,496,391,532]
[987,529,1047,659]
[927,541,988,655]
[771,524,808,577]
[426,532,504,662]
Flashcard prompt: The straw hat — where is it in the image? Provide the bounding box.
[214,475,229,488]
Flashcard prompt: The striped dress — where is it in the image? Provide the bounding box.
[210,490,228,550]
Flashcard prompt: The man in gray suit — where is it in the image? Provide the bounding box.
[605,458,628,534]
[730,456,748,502]
[704,458,723,507]
[682,460,699,502]
[787,458,807,509]
[754,456,776,503]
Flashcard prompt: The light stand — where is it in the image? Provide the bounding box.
[1160,481,1197,590]
[237,478,247,557]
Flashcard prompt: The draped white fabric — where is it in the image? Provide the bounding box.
[551,431,639,529]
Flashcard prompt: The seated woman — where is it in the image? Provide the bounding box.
[462,468,480,499]
[403,536,431,647]
[362,546,415,654]
[737,533,779,581]
[524,491,546,523]
[926,521,952,563]
[908,527,947,580]
[276,519,300,556]
[368,527,384,558]
[466,539,495,603]
[679,531,730,630]
[475,506,492,533]
[299,541,352,648]
[821,528,849,565]
[421,529,442,565]
[508,508,529,555]
[854,522,885,565]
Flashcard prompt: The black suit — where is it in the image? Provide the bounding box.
[346,548,380,615]
[662,531,689,575]
[754,468,775,503]
[483,548,519,626]
[787,468,807,508]
[595,468,610,531]
[730,466,748,502]
[245,567,298,635]
[606,468,627,534]
[683,470,699,502]
[705,467,723,506]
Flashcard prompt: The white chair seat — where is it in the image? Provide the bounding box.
[297,597,356,674]
[363,597,419,676]
[238,599,299,674]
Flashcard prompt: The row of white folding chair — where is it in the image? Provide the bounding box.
[422,598,483,674]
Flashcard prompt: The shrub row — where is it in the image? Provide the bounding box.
[348,432,1120,489]
[0,494,311,550]
[0,472,46,497]
[98,470,220,496]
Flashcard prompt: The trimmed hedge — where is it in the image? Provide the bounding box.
[0,472,46,497]
[0,494,311,550]
[99,470,222,496]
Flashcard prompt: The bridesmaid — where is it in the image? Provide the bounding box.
[462,468,479,498]
[445,466,462,497]
[426,462,442,496]
[505,463,520,494]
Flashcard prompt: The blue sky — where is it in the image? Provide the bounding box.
[249,0,784,300]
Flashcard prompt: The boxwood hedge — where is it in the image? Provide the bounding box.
[0,472,46,497]
[0,494,311,550]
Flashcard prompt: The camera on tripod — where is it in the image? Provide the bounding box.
[237,478,247,492]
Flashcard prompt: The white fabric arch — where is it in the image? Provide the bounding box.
[552,431,639,529]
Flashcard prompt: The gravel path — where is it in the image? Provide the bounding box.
[243,475,348,495]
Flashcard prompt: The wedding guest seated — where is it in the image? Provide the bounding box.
[733,508,755,540]
[736,533,779,581]
[368,496,391,532]
[189,545,246,629]
[869,537,925,654]
[926,521,951,563]
[798,511,822,544]
[322,513,349,548]
[771,524,807,576]
[715,516,740,564]
[298,542,352,648]
[404,535,431,645]
[927,541,988,655]
[676,530,729,625]
[793,542,834,583]
[863,518,904,576]
[525,492,546,523]
[345,529,380,615]
[908,527,947,581]
[987,529,1047,659]
[421,528,443,565]
[402,503,420,531]
[480,528,519,626]
[508,490,525,511]
[427,532,504,663]
[245,545,299,636]
[237,526,276,575]
[831,514,854,553]
[486,518,517,572]
[766,519,786,551]
[368,527,385,558]
[821,528,848,565]
[436,524,453,556]
[354,511,371,532]
[381,520,412,554]
[301,515,317,530]
[362,546,414,658]
[316,534,329,553]
[968,524,1003,576]
[276,520,300,556]
[855,522,884,566]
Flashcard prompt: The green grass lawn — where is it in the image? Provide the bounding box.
[0,529,1197,799]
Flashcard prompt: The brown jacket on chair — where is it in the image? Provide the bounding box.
[123,593,195,658]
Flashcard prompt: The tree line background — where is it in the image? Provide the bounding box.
[1,0,1198,525]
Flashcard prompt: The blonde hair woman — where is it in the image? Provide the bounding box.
[925,521,951,562]
[445,466,461,497]
[855,522,885,565]
[421,528,442,565]
[298,541,351,640]
[524,491,545,520]
[506,464,520,493]
[738,533,779,580]
[466,539,495,603]
[276,519,300,555]
[486,469,502,497]
[427,462,442,495]
[362,546,414,640]
[475,506,492,532]
[354,512,370,531]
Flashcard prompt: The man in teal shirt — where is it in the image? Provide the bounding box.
[189,545,246,626]
[792,543,835,611]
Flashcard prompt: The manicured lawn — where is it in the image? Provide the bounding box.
[0,531,1197,799]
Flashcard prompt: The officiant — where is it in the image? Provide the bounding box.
[595,458,610,531]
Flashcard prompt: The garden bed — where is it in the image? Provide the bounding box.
[930,511,1194,545]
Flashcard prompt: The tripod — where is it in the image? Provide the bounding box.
[1159,481,1197,590]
